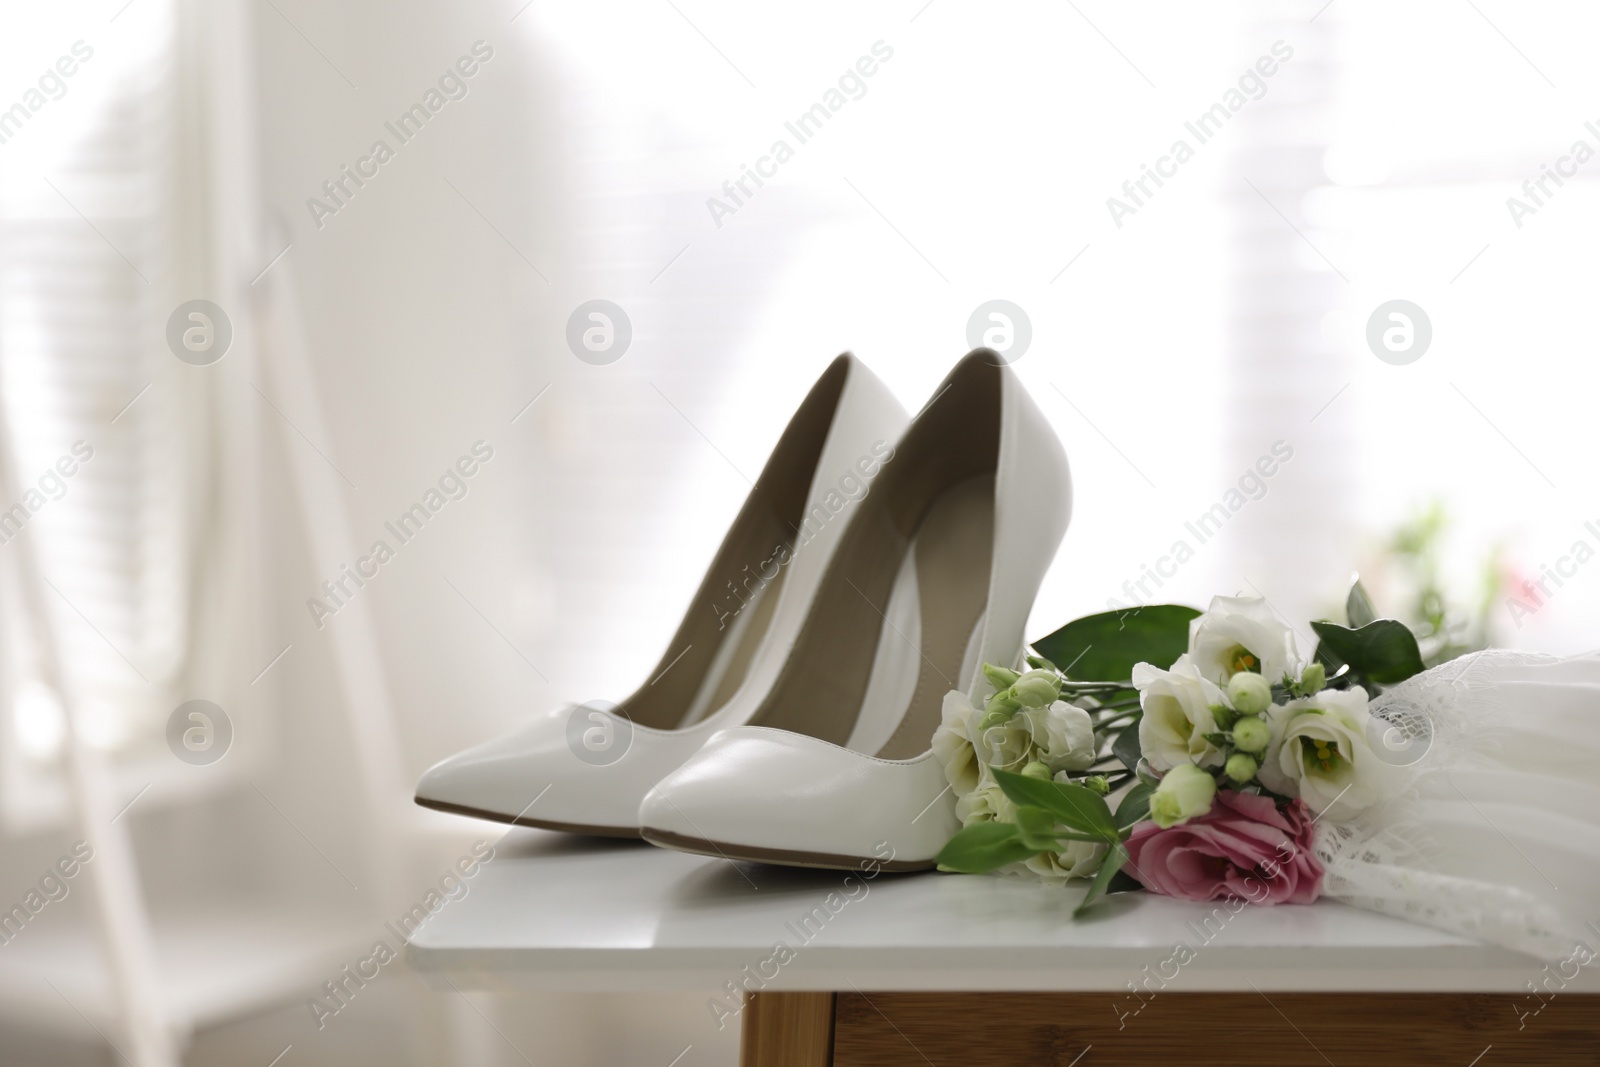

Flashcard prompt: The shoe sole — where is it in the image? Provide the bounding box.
[639,827,934,872]
[413,795,642,839]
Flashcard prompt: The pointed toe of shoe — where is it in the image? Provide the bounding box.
[414,706,724,837]
[413,712,593,828]
[636,783,697,840]
[414,748,496,815]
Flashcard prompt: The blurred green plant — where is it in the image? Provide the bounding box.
[1381,501,1504,666]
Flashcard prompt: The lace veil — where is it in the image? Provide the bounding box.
[1318,650,1600,959]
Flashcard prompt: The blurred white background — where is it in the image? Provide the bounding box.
[1,0,1598,1063]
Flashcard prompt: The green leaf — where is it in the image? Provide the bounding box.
[1031,605,1201,682]
[1074,840,1131,917]
[1311,619,1426,685]
[1104,867,1145,895]
[1113,782,1154,834]
[935,821,1041,874]
[1013,805,1063,851]
[993,768,1119,840]
[1345,579,1377,628]
[1111,722,1143,773]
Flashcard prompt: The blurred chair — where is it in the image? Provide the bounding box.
[0,1,436,1063]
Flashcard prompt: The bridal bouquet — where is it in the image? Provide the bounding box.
[934,584,1432,916]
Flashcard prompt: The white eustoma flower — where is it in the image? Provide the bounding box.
[932,690,984,796]
[1257,687,1382,821]
[969,706,1036,776]
[954,781,1104,883]
[1023,841,1106,883]
[933,686,1048,798]
[1018,700,1096,773]
[953,778,1007,826]
[1134,655,1227,771]
[1188,595,1301,687]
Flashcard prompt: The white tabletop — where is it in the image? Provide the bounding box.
[406,828,1578,994]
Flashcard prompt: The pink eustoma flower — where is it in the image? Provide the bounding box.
[1123,789,1323,904]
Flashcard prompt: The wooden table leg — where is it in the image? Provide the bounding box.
[741,991,835,1067]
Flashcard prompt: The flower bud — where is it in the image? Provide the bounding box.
[985,688,1020,717]
[982,663,1022,691]
[978,708,1012,732]
[1149,763,1217,828]
[1231,715,1271,754]
[1300,662,1326,694]
[1020,761,1051,780]
[1209,702,1240,731]
[1227,671,1272,716]
[1081,774,1111,795]
[1224,753,1259,783]
[1011,669,1060,709]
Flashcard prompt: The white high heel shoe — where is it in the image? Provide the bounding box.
[414,355,907,835]
[637,350,1070,869]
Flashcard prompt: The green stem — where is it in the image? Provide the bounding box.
[1090,704,1142,718]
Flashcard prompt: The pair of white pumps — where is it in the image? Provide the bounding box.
[414,350,1070,870]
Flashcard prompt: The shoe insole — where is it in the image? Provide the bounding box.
[871,473,994,760]
[678,555,790,725]
[742,478,995,752]
[843,548,922,754]
[614,359,850,730]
